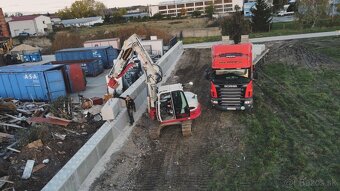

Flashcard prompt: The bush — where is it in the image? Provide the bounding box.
[51,32,84,52]
[85,25,173,46]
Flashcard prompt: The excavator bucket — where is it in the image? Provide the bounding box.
[0,99,17,113]
[107,78,119,89]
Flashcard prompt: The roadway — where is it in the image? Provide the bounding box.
[272,15,295,23]
[183,31,340,48]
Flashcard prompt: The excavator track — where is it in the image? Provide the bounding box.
[181,120,192,137]
[149,120,192,139]
[149,125,161,140]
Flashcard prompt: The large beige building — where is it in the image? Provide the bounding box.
[8,15,52,37]
[149,0,244,17]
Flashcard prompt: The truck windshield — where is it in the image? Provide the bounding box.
[212,69,251,83]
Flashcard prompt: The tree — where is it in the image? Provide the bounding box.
[251,0,272,32]
[152,13,163,20]
[95,1,106,16]
[192,10,202,18]
[111,9,126,24]
[221,5,250,44]
[57,0,107,19]
[14,12,23,16]
[206,4,214,19]
[273,0,288,12]
[297,0,329,28]
[287,2,298,12]
[103,14,112,23]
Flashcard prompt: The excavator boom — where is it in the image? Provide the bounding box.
[107,34,163,117]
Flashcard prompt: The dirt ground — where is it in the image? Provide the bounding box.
[90,48,246,190]
[90,38,340,191]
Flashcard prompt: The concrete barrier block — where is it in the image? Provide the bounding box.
[76,147,100,184]
[101,98,121,120]
[62,172,79,191]
[95,129,114,157]
[111,125,121,140]
[113,111,129,132]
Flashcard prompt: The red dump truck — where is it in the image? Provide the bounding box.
[206,43,253,111]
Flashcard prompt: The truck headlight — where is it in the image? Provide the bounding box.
[245,100,252,105]
[211,100,218,104]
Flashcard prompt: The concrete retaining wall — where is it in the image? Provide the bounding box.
[171,27,221,38]
[42,41,184,191]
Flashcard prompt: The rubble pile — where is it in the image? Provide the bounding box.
[0,96,105,190]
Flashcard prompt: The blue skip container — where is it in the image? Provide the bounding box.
[55,46,119,69]
[0,64,66,101]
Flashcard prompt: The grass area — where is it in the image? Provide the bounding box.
[250,25,340,38]
[182,36,221,44]
[209,61,340,189]
[76,17,209,36]
[302,37,340,62]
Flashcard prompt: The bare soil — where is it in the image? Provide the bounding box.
[91,38,340,191]
[91,49,246,190]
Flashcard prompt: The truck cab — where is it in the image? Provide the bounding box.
[207,43,253,111]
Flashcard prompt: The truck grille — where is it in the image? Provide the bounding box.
[218,86,244,106]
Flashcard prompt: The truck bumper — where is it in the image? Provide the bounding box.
[211,98,253,111]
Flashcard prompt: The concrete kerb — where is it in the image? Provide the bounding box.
[42,41,184,191]
[183,31,340,49]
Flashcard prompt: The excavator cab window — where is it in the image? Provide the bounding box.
[159,92,175,121]
[158,90,190,122]
[171,90,190,119]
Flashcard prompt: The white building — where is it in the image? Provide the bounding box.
[61,16,103,27]
[141,36,164,56]
[148,0,244,17]
[50,16,62,25]
[8,15,52,37]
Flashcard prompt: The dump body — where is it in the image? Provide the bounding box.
[45,61,87,93]
[50,59,103,77]
[0,64,66,101]
[55,46,119,69]
[209,43,253,110]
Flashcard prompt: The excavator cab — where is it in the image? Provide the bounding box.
[157,84,191,123]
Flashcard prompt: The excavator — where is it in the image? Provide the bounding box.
[106,34,201,137]
[0,37,14,66]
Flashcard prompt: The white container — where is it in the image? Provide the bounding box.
[84,38,121,49]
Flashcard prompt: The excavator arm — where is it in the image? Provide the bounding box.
[107,34,163,119]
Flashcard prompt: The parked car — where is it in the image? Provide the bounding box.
[18,32,30,37]
[278,11,294,17]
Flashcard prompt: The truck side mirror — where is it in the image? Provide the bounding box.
[204,68,212,80]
